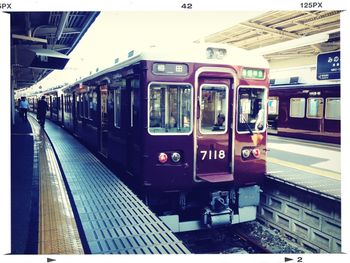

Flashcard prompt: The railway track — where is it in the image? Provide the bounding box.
[175,225,270,254]
[175,221,306,254]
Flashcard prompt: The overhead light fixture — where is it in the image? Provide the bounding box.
[252,30,334,55]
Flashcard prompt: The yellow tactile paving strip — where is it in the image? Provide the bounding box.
[29,116,84,254]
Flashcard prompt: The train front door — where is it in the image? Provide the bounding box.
[99,85,108,156]
[195,73,234,183]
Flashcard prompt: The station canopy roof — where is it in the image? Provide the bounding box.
[204,10,340,62]
[11,11,100,90]
[11,11,340,91]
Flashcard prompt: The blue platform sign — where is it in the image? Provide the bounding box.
[317,51,340,80]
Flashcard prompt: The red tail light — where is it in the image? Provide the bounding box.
[158,152,168,163]
[252,148,260,158]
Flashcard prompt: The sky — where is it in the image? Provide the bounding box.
[29,11,265,92]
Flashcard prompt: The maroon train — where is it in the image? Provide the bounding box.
[268,83,340,144]
[30,44,270,231]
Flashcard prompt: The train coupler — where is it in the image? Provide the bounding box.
[203,207,233,227]
[204,190,233,227]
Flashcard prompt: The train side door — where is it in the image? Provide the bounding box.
[72,92,78,134]
[60,94,64,124]
[195,76,234,182]
[99,85,108,156]
[126,78,141,176]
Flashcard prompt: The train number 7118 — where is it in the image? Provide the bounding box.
[200,150,225,160]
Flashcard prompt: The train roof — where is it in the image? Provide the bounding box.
[133,43,269,68]
[270,82,340,90]
[64,43,269,90]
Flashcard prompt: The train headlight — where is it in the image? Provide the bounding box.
[241,149,251,159]
[156,64,166,72]
[158,152,168,163]
[252,148,261,158]
[171,152,181,163]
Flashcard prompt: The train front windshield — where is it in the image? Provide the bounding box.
[238,87,267,132]
[148,83,192,134]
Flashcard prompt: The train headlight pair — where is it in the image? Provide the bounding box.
[241,148,260,159]
[158,152,181,164]
[242,149,251,159]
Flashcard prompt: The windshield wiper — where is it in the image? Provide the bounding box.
[241,115,254,135]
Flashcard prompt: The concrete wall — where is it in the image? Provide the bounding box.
[258,179,341,253]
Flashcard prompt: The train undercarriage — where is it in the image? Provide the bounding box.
[146,185,261,232]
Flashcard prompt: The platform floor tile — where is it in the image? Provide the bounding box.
[28,116,84,254]
[43,121,190,254]
[267,161,340,200]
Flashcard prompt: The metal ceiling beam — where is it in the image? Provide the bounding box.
[12,34,48,43]
[227,34,280,48]
[240,21,327,53]
[240,21,301,39]
[25,12,31,37]
[13,44,70,51]
[33,26,81,36]
[261,12,317,28]
[251,11,304,28]
[252,30,330,55]
[54,12,70,44]
[300,11,341,24]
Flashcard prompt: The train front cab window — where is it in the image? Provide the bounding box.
[200,85,228,134]
[148,83,192,134]
[237,87,267,132]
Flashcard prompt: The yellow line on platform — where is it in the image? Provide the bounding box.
[268,157,341,181]
[28,116,84,254]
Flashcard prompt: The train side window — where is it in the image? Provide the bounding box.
[290,98,305,118]
[65,95,71,113]
[306,97,324,119]
[84,89,97,120]
[68,95,72,113]
[148,83,192,135]
[268,97,279,115]
[83,93,89,118]
[237,87,267,133]
[79,94,84,118]
[114,88,122,128]
[325,97,340,120]
[200,85,228,134]
[63,96,66,112]
[91,90,98,119]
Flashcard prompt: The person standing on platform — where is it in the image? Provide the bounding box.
[19,97,29,122]
[37,96,48,128]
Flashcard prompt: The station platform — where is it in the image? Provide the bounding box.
[11,112,38,254]
[11,112,190,254]
[11,111,340,254]
[266,135,341,201]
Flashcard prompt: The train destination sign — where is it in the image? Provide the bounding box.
[316,51,340,80]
